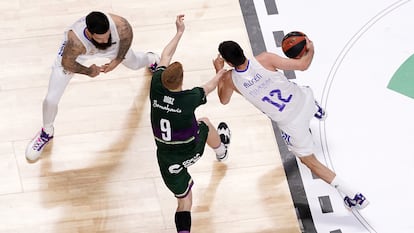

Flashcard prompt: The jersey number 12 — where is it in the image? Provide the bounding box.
[261,89,292,111]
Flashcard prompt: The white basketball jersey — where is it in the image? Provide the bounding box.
[232,58,307,124]
[55,12,120,66]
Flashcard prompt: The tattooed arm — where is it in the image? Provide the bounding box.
[101,13,133,73]
[61,30,101,77]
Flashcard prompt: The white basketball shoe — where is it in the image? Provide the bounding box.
[25,128,54,162]
[344,193,369,210]
[147,52,160,73]
[314,101,327,121]
[216,122,231,162]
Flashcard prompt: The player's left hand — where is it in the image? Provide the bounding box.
[102,59,122,73]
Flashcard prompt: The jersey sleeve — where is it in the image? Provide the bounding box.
[192,87,207,106]
[150,66,166,92]
[151,66,166,81]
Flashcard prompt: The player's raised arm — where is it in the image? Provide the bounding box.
[158,14,185,68]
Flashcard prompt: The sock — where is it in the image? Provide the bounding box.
[213,142,226,157]
[330,176,356,198]
[43,125,54,136]
[175,211,191,233]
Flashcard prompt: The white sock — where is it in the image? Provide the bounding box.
[213,142,226,157]
[43,125,54,136]
[330,176,356,198]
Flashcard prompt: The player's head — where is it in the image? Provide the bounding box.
[218,41,246,67]
[86,11,113,50]
[162,62,184,90]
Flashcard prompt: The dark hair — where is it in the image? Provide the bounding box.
[162,62,184,90]
[218,41,246,66]
[86,11,109,34]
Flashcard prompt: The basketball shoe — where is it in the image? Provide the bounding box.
[216,122,231,162]
[344,193,369,210]
[314,101,327,121]
[147,52,160,73]
[25,128,54,162]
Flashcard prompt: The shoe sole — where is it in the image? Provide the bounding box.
[217,122,231,145]
[216,122,231,162]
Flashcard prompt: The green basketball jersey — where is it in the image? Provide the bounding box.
[150,67,207,151]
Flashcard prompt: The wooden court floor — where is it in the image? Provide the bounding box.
[0,1,300,232]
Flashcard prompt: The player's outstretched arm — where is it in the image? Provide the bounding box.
[202,68,226,95]
[158,14,185,68]
[261,37,314,72]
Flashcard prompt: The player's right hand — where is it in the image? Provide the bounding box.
[176,14,185,33]
[88,64,101,78]
[213,54,225,72]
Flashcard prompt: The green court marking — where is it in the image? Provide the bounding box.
[387,54,414,99]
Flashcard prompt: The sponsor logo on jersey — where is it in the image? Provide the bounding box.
[152,100,182,113]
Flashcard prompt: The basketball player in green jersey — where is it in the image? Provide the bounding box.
[149,15,230,233]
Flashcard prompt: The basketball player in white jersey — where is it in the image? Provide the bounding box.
[25,11,160,162]
[213,40,369,210]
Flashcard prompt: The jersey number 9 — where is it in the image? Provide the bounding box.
[160,118,171,141]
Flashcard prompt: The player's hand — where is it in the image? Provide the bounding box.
[305,37,314,51]
[213,54,225,71]
[88,64,101,78]
[176,14,185,33]
[102,59,122,73]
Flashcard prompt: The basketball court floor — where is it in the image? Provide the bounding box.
[1,0,413,232]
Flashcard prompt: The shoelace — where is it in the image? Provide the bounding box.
[32,135,50,151]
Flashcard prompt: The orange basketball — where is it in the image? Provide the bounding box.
[281,31,307,59]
